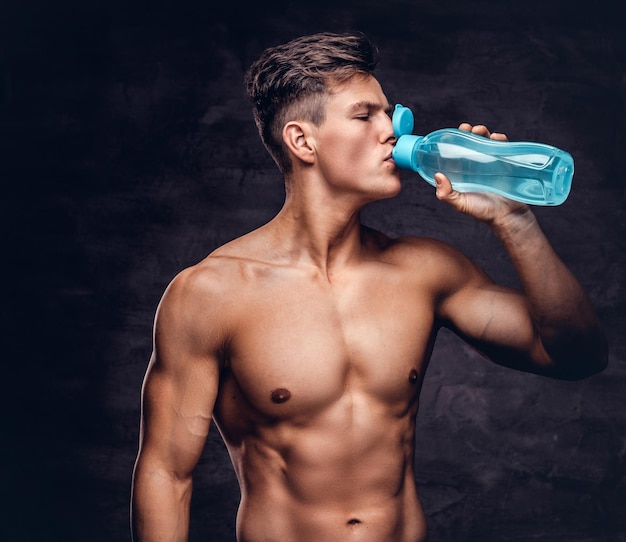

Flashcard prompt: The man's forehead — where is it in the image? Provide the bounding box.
[327,77,390,111]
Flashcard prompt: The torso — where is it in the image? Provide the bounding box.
[205,226,442,542]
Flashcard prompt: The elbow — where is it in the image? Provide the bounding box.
[560,357,607,381]
[583,329,610,377]
[584,343,609,378]
[551,336,609,381]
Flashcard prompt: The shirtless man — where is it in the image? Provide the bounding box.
[130,32,608,542]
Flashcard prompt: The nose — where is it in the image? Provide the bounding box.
[382,113,397,144]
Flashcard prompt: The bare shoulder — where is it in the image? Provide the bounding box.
[153,239,258,352]
[161,256,235,313]
[363,226,473,266]
[358,227,491,306]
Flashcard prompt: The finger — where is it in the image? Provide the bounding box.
[458,122,473,132]
[490,132,508,142]
[470,124,491,138]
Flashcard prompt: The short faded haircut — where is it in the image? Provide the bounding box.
[245,32,379,176]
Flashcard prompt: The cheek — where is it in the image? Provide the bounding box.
[321,134,370,173]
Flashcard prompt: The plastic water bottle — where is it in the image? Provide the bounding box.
[391,104,574,206]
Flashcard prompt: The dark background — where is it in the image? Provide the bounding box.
[1,0,625,540]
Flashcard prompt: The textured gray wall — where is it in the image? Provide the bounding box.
[2,1,625,540]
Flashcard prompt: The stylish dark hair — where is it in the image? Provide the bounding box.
[244,32,379,176]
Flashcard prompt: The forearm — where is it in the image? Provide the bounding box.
[491,207,607,376]
[131,459,193,542]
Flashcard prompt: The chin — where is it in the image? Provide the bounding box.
[369,182,402,203]
[381,175,403,198]
[355,172,402,203]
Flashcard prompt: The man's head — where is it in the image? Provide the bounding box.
[245,32,379,176]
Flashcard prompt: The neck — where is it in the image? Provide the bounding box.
[267,179,367,274]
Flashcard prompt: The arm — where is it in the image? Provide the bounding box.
[131,267,225,541]
[433,124,608,380]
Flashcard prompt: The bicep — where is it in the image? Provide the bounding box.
[137,271,224,478]
[437,256,552,375]
[139,350,219,476]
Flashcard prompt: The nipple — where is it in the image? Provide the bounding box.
[408,369,419,384]
[271,388,292,404]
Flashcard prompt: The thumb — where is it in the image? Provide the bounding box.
[434,172,454,200]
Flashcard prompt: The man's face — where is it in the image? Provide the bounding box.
[311,74,401,203]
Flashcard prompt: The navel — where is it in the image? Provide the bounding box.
[408,369,419,384]
[270,387,292,404]
[347,518,362,525]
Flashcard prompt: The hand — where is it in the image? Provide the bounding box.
[458,123,508,143]
[434,123,530,226]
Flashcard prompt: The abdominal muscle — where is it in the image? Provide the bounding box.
[236,490,426,542]
[219,399,427,542]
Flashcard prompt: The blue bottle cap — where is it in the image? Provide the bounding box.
[392,104,414,137]
[392,134,421,170]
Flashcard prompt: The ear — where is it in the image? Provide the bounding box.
[282,121,316,165]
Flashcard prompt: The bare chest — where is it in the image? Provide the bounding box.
[216,267,436,423]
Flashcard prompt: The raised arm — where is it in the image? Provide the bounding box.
[131,266,226,541]
[433,124,607,380]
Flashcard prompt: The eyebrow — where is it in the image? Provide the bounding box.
[348,101,393,116]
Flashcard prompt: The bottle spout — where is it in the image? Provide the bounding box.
[392,104,423,171]
[392,134,422,171]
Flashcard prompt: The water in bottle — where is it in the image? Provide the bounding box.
[391,104,574,206]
